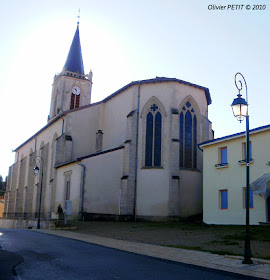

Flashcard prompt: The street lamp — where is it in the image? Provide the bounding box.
[34,156,44,229]
[231,72,253,264]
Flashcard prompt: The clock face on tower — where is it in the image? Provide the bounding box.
[72,86,80,95]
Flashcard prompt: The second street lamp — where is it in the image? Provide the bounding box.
[34,156,44,229]
[231,72,253,264]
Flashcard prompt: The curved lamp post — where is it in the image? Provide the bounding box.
[231,72,253,264]
[34,156,44,229]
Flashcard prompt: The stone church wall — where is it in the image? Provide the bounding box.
[24,151,36,218]
[14,157,26,217]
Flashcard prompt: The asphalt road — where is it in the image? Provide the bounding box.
[0,229,263,280]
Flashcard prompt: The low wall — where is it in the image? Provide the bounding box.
[0,219,49,229]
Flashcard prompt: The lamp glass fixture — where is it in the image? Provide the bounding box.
[34,166,40,175]
[231,94,248,122]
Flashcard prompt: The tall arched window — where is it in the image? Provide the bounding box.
[145,104,162,167]
[70,94,80,109]
[179,101,197,169]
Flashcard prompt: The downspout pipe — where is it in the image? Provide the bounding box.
[76,161,86,221]
[133,81,141,221]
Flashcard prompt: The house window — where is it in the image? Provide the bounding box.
[243,187,253,209]
[179,102,197,169]
[145,104,162,167]
[242,142,252,161]
[216,147,228,167]
[70,94,80,109]
[220,190,228,210]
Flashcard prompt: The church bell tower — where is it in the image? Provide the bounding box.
[48,22,92,122]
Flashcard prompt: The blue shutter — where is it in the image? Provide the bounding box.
[250,188,253,208]
[221,190,228,209]
[145,112,153,166]
[154,112,162,166]
[221,148,227,164]
[245,188,253,208]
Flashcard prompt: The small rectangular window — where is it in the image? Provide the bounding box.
[242,142,252,161]
[220,189,228,210]
[243,187,253,209]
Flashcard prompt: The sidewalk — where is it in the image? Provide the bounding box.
[34,229,270,280]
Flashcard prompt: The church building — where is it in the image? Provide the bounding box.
[4,22,214,222]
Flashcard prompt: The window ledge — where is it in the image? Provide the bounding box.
[215,163,228,169]
[141,166,164,169]
[238,159,254,165]
[179,167,201,172]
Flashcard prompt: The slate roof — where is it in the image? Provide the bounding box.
[103,77,211,105]
[199,124,270,148]
[14,77,211,151]
[64,23,84,75]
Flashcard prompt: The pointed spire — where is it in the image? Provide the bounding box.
[64,21,84,75]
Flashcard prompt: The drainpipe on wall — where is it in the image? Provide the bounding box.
[133,81,141,221]
[76,161,86,221]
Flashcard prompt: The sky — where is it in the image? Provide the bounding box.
[0,0,269,178]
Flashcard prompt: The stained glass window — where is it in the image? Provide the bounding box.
[185,111,192,168]
[154,112,162,166]
[179,101,197,169]
[145,112,153,166]
[145,106,162,167]
[193,115,197,169]
[179,112,184,167]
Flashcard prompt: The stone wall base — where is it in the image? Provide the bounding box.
[0,218,49,229]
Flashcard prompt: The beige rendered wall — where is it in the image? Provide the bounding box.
[179,170,203,217]
[203,130,270,225]
[55,163,82,219]
[136,169,169,216]
[135,82,208,217]
[66,104,102,158]
[82,149,124,215]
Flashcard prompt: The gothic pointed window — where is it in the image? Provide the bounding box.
[145,104,162,167]
[70,94,80,109]
[179,101,197,169]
